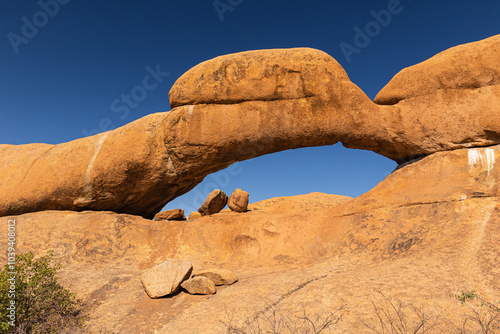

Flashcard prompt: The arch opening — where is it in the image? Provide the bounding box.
[162,143,397,217]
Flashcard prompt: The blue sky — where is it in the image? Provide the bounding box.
[2,0,499,215]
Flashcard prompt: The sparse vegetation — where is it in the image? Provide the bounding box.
[360,290,500,334]
[0,251,88,333]
[220,305,343,334]
[449,289,500,334]
[452,290,481,305]
[362,292,439,334]
[219,291,500,334]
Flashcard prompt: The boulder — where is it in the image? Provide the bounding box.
[198,189,228,216]
[181,276,217,295]
[154,209,186,221]
[374,34,500,105]
[228,189,249,213]
[188,211,202,220]
[193,268,238,285]
[140,259,193,298]
[169,48,357,108]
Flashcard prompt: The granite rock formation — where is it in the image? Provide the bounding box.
[140,259,193,298]
[193,268,238,285]
[0,145,498,332]
[0,35,499,333]
[1,35,499,218]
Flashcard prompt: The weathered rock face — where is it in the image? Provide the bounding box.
[1,35,500,218]
[154,209,186,221]
[370,35,500,160]
[193,269,238,285]
[228,189,249,213]
[0,114,192,219]
[198,189,228,216]
[169,48,358,108]
[2,34,500,333]
[140,259,193,298]
[181,276,217,295]
[169,37,500,163]
[332,145,499,217]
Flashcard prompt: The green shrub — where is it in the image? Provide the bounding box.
[451,289,500,334]
[0,251,88,333]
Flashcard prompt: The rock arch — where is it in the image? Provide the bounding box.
[1,35,499,218]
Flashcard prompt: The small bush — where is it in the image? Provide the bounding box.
[0,251,88,333]
[450,289,500,334]
[220,304,343,334]
[361,292,440,334]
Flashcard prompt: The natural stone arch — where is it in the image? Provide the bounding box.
[1,35,499,218]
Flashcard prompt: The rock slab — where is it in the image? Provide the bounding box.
[228,189,249,213]
[198,189,228,216]
[181,276,217,295]
[154,209,186,221]
[141,259,193,298]
[193,268,238,285]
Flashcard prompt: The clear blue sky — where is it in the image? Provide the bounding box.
[2,1,499,215]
